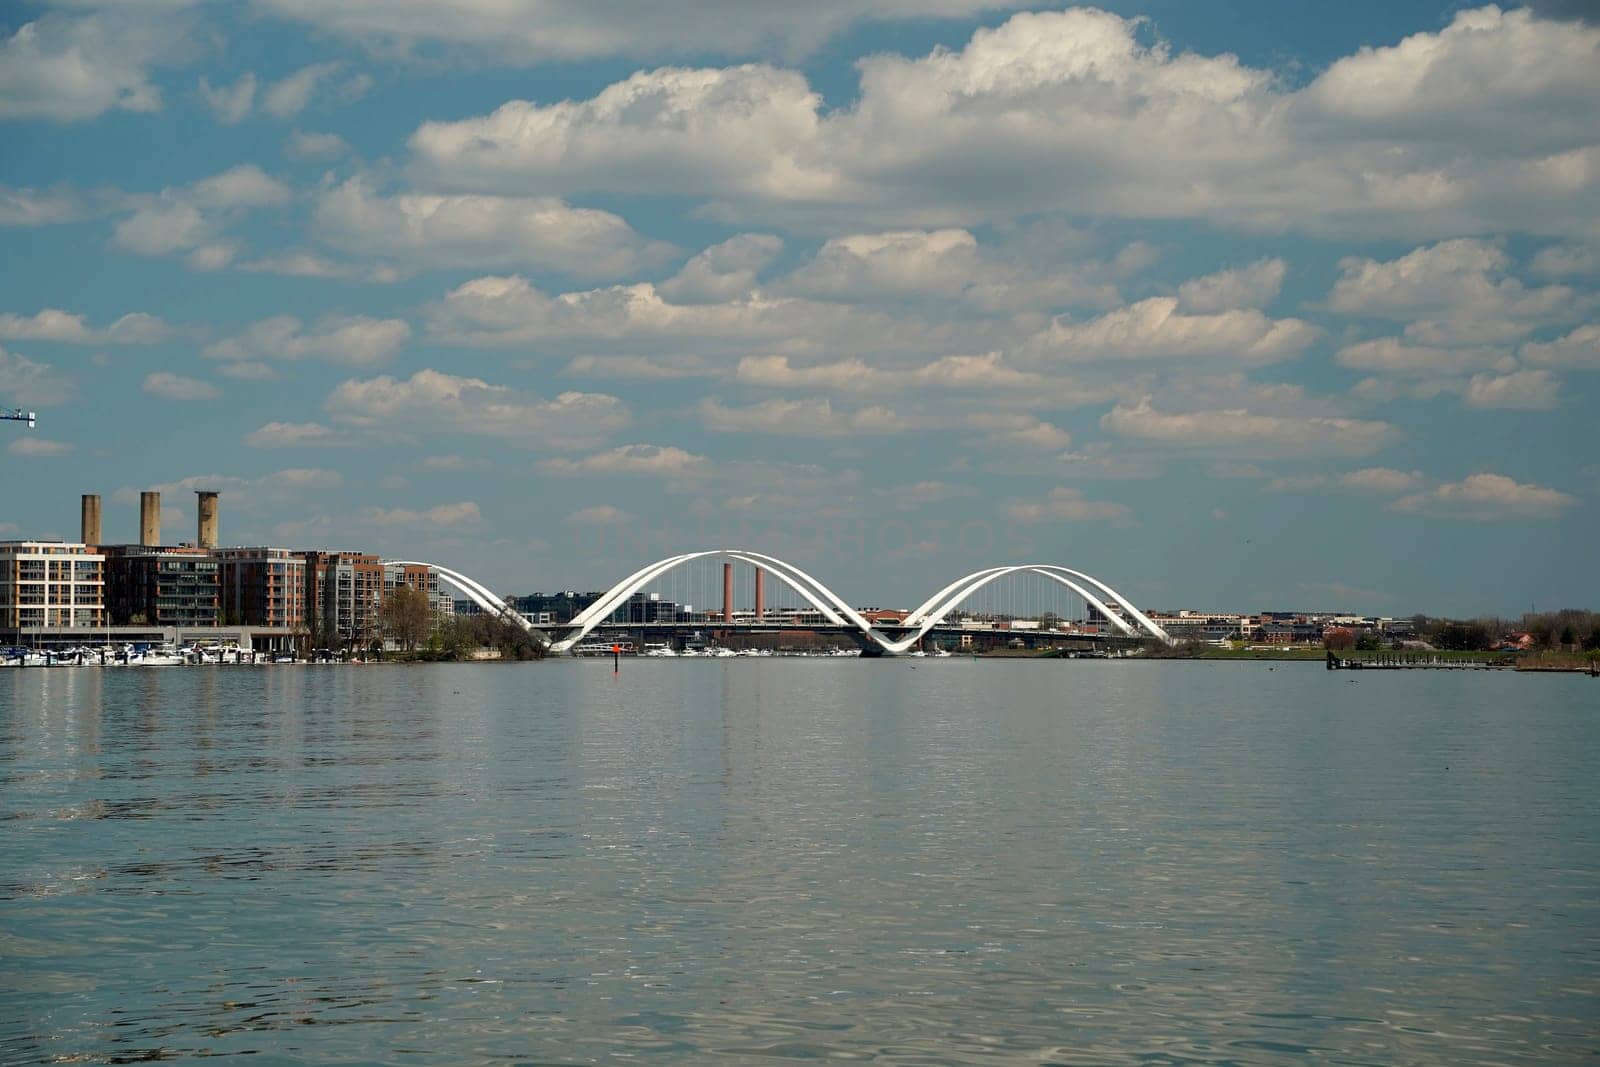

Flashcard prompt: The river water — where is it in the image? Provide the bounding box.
[2,661,1596,1064]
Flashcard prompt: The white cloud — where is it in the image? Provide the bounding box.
[112,165,290,266]
[1390,473,1576,520]
[364,501,483,527]
[0,14,171,121]
[112,468,344,510]
[565,504,632,525]
[540,443,707,478]
[204,314,411,365]
[780,228,980,301]
[243,421,353,448]
[199,72,256,124]
[216,360,276,380]
[0,345,75,406]
[0,184,89,226]
[1005,487,1132,525]
[1520,324,1600,369]
[312,178,675,279]
[263,62,344,119]
[699,397,920,437]
[141,372,219,400]
[1327,240,1576,337]
[1101,397,1399,457]
[325,368,629,450]
[1018,298,1316,365]
[403,7,1600,237]
[965,413,1072,451]
[284,129,349,160]
[257,0,1028,62]
[7,437,74,457]
[1339,467,1425,494]
[1529,243,1598,278]
[1177,258,1287,313]
[410,64,834,201]
[1335,337,1512,376]
[425,275,946,357]
[659,234,784,303]
[0,309,169,344]
[1462,369,1561,410]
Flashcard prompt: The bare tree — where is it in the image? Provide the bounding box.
[381,586,433,652]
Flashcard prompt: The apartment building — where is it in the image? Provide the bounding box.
[217,547,307,628]
[303,551,384,647]
[104,546,221,627]
[0,541,105,629]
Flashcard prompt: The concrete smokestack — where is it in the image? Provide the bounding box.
[140,491,161,547]
[196,491,219,549]
[81,494,102,546]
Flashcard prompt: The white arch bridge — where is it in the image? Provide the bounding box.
[386,550,1173,655]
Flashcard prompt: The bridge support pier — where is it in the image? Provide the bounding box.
[722,562,733,624]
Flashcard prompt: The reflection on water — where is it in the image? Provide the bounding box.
[2,662,1597,1064]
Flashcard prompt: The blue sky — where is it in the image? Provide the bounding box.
[2,0,1596,617]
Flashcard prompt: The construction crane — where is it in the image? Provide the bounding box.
[2,407,37,428]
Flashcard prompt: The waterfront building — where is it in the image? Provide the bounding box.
[0,541,106,630]
[302,551,384,648]
[104,545,221,627]
[217,548,307,628]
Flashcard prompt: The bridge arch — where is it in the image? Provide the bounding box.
[550,549,887,654]
[891,564,1170,650]
[387,553,1170,655]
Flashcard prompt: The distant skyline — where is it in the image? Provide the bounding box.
[2,1,1597,617]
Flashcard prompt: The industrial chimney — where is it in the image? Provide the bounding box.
[139,491,161,547]
[196,490,219,549]
[81,494,101,546]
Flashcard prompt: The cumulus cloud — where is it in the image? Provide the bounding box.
[425,274,952,357]
[0,345,75,406]
[0,14,177,121]
[1335,337,1512,376]
[258,0,1028,63]
[404,7,1600,236]
[540,443,707,478]
[141,372,219,400]
[365,501,483,527]
[0,309,169,344]
[1018,298,1316,365]
[1520,324,1600,368]
[1339,467,1426,494]
[242,421,353,448]
[1101,397,1399,457]
[0,184,90,227]
[284,129,350,160]
[1462,369,1561,409]
[1177,258,1287,313]
[7,437,74,457]
[1327,239,1577,341]
[204,314,410,365]
[1390,473,1576,520]
[1005,487,1132,525]
[199,72,255,124]
[325,368,629,449]
[112,164,291,268]
[312,178,676,279]
[699,397,921,436]
[659,234,784,303]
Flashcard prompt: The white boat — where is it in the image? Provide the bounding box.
[137,646,187,666]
